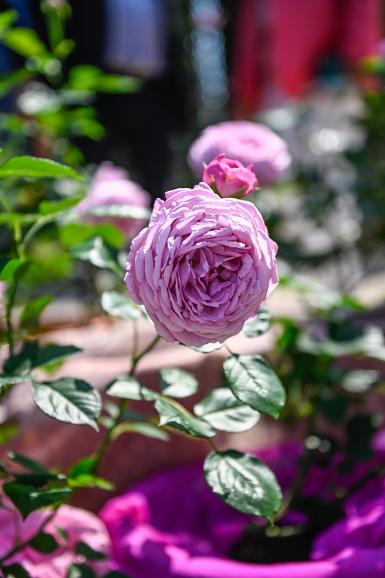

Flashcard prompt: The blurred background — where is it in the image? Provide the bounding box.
[1,0,385,292]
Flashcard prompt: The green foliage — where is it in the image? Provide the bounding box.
[0,156,82,180]
[159,368,198,398]
[155,397,215,438]
[3,482,71,518]
[101,291,140,320]
[31,377,101,430]
[30,532,59,554]
[75,542,107,561]
[2,564,31,578]
[71,236,122,275]
[194,388,260,433]
[224,354,286,418]
[106,377,158,401]
[242,307,271,338]
[4,342,81,374]
[204,450,282,522]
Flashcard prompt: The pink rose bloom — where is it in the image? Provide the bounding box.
[125,183,278,346]
[188,121,291,184]
[0,504,111,577]
[77,162,150,239]
[202,154,258,197]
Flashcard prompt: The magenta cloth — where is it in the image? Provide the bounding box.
[100,444,385,578]
[0,504,111,577]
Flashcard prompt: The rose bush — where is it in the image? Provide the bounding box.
[77,162,151,239]
[188,121,291,184]
[125,182,278,346]
[202,154,258,197]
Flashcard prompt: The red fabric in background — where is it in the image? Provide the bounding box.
[231,0,382,117]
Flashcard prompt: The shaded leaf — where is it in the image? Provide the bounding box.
[30,532,59,554]
[243,308,271,338]
[72,236,121,274]
[3,564,31,578]
[75,542,107,561]
[112,421,169,442]
[3,483,71,518]
[38,196,82,215]
[106,376,158,401]
[20,296,52,330]
[204,450,282,521]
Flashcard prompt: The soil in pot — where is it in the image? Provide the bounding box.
[230,495,344,564]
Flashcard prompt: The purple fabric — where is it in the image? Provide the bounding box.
[125,183,278,346]
[202,154,258,198]
[188,121,291,185]
[0,504,111,577]
[100,444,385,578]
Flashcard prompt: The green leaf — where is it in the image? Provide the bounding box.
[67,474,113,491]
[0,156,82,181]
[67,565,96,578]
[30,532,59,554]
[101,291,140,320]
[0,258,22,281]
[75,541,107,561]
[0,9,17,32]
[3,483,71,518]
[204,450,282,521]
[159,368,198,398]
[111,421,169,442]
[3,564,31,578]
[4,342,81,374]
[8,452,50,473]
[155,397,215,438]
[194,388,260,433]
[298,326,385,361]
[0,375,27,389]
[106,376,158,401]
[32,377,101,429]
[59,223,124,250]
[72,236,122,274]
[0,422,19,444]
[0,67,33,97]
[20,296,52,330]
[38,196,83,215]
[243,308,271,338]
[224,355,285,418]
[68,456,97,478]
[68,65,140,94]
[1,27,46,57]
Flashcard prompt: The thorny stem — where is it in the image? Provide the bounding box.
[92,334,161,473]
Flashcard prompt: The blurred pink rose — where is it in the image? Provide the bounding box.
[0,504,111,577]
[202,154,258,197]
[77,162,150,239]
[125,183,278,346]
[189,121,291,184]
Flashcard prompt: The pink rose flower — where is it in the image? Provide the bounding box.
[189,121,291,184]
[0,504,111,577]
[202,154,258,197]
[125,183,278,346]
[77,162,151,239]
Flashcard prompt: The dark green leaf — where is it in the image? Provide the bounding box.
[0,156,82,180]
[155,397,215,438]
[106,376,158,401]
[32,377,101,429]
[3,482,71,518]
[224,355,285,418]
[0,375,27,389]
[30,532,59,554]
[75,541,107,561]
[243,308,271,338]
[0,422,19,444]
[68,456,97,478]
[0,258,22,281]
[3,563,31,578]
[204,450,282,521]
[4,342,80,374]
[0,67,34,97]
[159,368,198,398]
[194,388,260,433]
[8,452,50,473]
[102,573,132,578]
[101,291,140,320]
